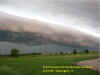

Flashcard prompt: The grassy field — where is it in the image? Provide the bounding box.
[0,53,99,75]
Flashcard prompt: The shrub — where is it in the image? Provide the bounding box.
[11,48,19,57]
[84,49,89,54]
[72,49,77,54]
[59,51,64,55]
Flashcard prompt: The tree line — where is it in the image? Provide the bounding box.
[10,48,92,57]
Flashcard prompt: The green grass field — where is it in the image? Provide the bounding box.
[0,53,99,75]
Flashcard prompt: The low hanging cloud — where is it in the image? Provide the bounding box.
[0,0,99,49]
[0,12,99,49]
[0,0,99,34]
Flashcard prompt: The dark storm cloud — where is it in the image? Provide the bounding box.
[0,0,99,33]
[0,0,99,49]
[0,0,99,34]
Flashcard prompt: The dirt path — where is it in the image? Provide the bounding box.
[77,59,100,72]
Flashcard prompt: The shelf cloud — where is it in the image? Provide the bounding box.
[0,0,100,49]
[0,0,99,36]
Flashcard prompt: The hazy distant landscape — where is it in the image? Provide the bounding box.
[0,12,99,55]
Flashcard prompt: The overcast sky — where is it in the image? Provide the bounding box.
[0,0,100,38]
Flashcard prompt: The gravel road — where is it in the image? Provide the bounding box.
[77,59,100,72]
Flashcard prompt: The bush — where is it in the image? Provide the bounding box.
[84,49,89,54]
[59,51,64,55]
[72,49,77,54]
[11,48,19,57]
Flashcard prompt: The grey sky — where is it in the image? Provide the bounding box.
[0,0,100,37]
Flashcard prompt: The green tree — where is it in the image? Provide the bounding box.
[84,49,89,54]
[73,49,77,54]
[59,51,64,55]
[11,48,19,57]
